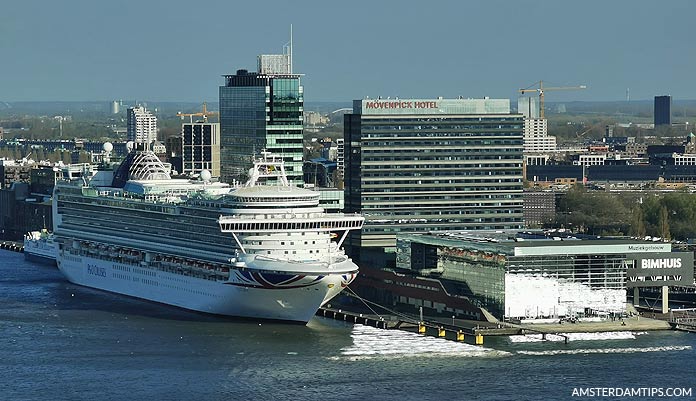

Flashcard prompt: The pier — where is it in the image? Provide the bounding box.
[0,241,23,253]
[317,299,672,345]
[670,308,696,333]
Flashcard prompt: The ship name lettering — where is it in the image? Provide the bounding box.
[87,264,107,277]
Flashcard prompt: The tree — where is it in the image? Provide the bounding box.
[658,205,671,241]
[630,206,646,238]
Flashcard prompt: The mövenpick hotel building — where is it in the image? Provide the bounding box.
[344,98,524,264]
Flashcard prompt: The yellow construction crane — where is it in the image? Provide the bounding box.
[518,80,587,119]
[176,102,219,123]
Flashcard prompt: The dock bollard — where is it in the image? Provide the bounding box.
[418,323,426,334]
[475,334,484,345]
[438,327,446,337]
[457,330,465,341]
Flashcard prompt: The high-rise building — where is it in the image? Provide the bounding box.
[335,138,345,182]
[518,97,555,153]
[219,69,304,184]
[523,118,556,152]
[654,95,672,126]
[127,106,157,147]
[517,96,540,119]
[344,98,524,263]
[181,122,220,177]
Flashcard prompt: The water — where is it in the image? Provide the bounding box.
[2,250,695,401]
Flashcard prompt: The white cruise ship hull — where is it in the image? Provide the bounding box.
[57,253,354,323]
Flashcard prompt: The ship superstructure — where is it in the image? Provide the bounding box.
[24,229,57,265]
[52,149,363,323]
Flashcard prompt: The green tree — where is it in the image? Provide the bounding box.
[658,205,671,241]
[630,206,646,238]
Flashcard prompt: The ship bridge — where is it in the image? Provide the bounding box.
[218,213,364,254]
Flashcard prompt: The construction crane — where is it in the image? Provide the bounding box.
[519,80,587,119]
[176,102,219,123]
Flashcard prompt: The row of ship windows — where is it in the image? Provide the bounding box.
[133,268,156,277]
[112,272,219,296]
[159,282,218,298]
[111,269,159,287]
[221,220,361,231]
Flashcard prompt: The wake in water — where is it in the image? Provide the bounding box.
[335,324,511,360]
[517,345,692,356]
[509,331,648,343]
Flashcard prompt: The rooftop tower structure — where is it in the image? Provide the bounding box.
[219,29,303,185]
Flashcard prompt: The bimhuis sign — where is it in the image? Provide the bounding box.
[627,252,694,287]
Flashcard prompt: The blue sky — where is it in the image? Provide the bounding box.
[1,0,694,102]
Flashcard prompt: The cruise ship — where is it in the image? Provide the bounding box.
[24,229,57,265]
[52,147,363,323]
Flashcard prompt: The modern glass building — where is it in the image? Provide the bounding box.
[219,69,304,185]
[395,231,693,320]
[654,95,672,126]
[344,98,525,263]
[181,122,220,178]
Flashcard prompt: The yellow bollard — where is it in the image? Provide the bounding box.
[475,333,484,345]
[418,323,426,334]
[438,327,446,337]
[457,330,465,341]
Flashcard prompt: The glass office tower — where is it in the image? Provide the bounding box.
[344,98,524,263]
[654,95,672,126]
[219,69,304,184]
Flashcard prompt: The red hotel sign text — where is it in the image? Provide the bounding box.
[365,101,438,110]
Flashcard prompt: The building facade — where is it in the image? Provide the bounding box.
[127,106,158,147]
[344,98,524,261]
[219,69,304,184]
[181,122,220,177]
[523,118,556,153]
[523,190,556,227]
[394,231,693,320]
[654,95,672,126]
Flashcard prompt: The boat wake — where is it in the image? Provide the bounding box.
[333,324,511,360]
[517,345,692,356]
[509,331,647,343]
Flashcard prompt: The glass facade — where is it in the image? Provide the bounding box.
[345,99,524,253]
[182,123,220,177]
[395,232,683,320]
[219,71,303,185]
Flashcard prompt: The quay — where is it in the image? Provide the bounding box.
[669,308,696,333]
[317,304,672,345]
[0,241,23,253]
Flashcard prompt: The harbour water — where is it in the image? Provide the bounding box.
[1,249,694,401]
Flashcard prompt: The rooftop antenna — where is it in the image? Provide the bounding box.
[283,25,293,74]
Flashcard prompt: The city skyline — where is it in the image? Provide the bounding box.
[1,0,694,102]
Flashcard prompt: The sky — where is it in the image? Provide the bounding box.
[1,0,694,103]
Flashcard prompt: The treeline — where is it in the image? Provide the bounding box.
[1,117,116,141]
[553,186,696,241]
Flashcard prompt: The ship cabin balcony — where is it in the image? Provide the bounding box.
[218,216,364,233]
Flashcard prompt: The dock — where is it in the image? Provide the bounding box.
[669,308,696,333]
[0,241,23,253]
[317,302,672,345]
